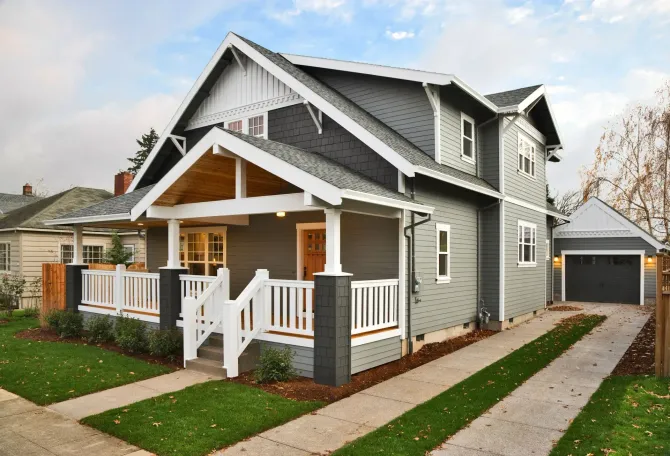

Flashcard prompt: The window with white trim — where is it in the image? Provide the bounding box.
[518,221,537,266]
[0,242,10,271]
[226,120,243,132]
[436,223,451,282]
[179,228,227,276]
[461,113,475,163]
[123,244,136,263]
[248,115,264,137]
[518,133,536,178]
[60,245,105,264]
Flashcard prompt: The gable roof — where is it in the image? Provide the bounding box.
[554,197,665,250]
[128,32,502,201]
[485,85,543,109]
[546,201,567,219]
[0,187,112,230]
[0,193,43,215]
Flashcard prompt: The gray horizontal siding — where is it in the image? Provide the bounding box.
[645,263,656,299]
[146,227,168,273]
[479,121,499,189]
[503,118,546,207]
[260,342,314,378]
[352,337,401,374]
[546,219,553,303]
[480,203,500,320]
[310,69,435,157]
[504,202,546,319]
[439,93,476,175]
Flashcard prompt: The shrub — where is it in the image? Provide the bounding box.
[148,329,183,361]
[255,346,297,384]
[115,314,147,353]
[86,315,115,344]
[56,311,83,339]
[45,309,64,331]
[23,306,39,319]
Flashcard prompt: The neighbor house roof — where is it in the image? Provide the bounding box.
[0,193,43,215]
[0,188,113,231]
[546,201,567,219]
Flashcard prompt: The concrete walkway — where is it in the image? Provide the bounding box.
[219,307,590,456]
[0,388,151,456]
[432,304,650,456]
[48,369,213,420]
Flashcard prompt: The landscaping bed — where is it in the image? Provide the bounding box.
[612,312,655,375]
[331,314,606,456]
[82,380,323,456]
[231,328,495,403]
[548,304,583,311]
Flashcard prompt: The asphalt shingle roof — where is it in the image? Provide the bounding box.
[0,194,42,215]
[236,34,498,194]
[52,185,155,221]
[546,201,565,216]
[485,85,543,108]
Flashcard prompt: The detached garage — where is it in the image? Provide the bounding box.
[553,198,665,305]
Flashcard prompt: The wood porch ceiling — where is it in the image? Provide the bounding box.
[153,149,300,206]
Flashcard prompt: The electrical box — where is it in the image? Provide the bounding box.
[413,272,423,293]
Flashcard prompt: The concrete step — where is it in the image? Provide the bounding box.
[198,344,223,362]
[185,357,227,379]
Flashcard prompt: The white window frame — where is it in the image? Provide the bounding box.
[518,132,536,179]
[436,223,451,283]
[518,220,537,267]
[545,239,550,261]
[123,244,136,263]
[225,119,243,132]
[179,226,228,276]
[0,242,10,271]
[59,244,105,264]
[223,113,268,139]
[460,112,476,164]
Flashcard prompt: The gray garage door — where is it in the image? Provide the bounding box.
[565,254,640,304]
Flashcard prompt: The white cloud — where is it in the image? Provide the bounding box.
[385,30,415,40]
[269,0,351,23]
[506,4,533,24]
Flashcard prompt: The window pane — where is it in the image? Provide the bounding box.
[524,245,531,262]
[439,230,449,252]
[463,119,473,139]
[463,138,473,158]
[524,226,531,243]
[524,156,531,173]
[188,233,206,262]
[227,120,242,132]
[248,115,264,137]
[531,245,535,263]
[531,160,535,176]
[0,243,8,271]
[519,153,524,169]
[208,233,225,263]
[60,245,73,264]
[438,253,448,276]
[518,244,523,262]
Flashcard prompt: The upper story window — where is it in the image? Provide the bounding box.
[518,133,536,178]
[248,115,265,137]
[518,221,537,267]
[0,242,10,271]
[436,223,451,283]
[461,112,476,164]
[224,114,267,138]
[227,120,243,132]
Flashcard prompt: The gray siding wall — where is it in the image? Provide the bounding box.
[268,104,397,190]
[480,204,500,320]
[146,227,168,273]
[503,118,546,207]
[439,93,477,175]
[479,121,500,189]
[352,337,401,374]
[309,69,435,157]
[553,236,657,300]
[504,203,547,319]
[410,176,480,335]
[261,342,314,378]
[546,218,553,303]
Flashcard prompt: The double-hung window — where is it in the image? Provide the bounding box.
[123,244,136,263]
[518,221,537,266]
[461,113,475,163]
[0,243,10,271]
[60,245,105,264]
[518,133,536,178]
[436,223,451,282]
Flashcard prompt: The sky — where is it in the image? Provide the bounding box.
[1,0,669,197]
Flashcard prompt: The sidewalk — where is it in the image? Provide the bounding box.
[48,369,213,420]
[0,388,150,456]
[219,307,587,455]
[432,304,650,456]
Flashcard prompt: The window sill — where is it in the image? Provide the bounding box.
[517,262,537,268]
[461,155,476,165]
[517,169,536,181]
[436,277,452,284]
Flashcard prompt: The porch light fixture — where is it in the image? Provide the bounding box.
[647,256,653,263]
[137,223,144,226]
[553,256,559,262]
[276,211,286,218]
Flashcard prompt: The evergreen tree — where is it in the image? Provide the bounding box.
[104,232,134,266]
[127,128,159,175]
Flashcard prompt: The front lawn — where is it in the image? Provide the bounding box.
[333,314,606,456]
[82,380,323,456]
[0,316,170,405]
[550,375,669,455]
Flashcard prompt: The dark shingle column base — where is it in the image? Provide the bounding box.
[159,268,187,330]
[65,264,88,312]
[313,274,352,386]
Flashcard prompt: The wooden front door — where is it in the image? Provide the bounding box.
[303,229,326,280]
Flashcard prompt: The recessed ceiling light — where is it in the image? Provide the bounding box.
[276,211,286,218]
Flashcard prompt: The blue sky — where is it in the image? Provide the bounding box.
[1,0,669,195]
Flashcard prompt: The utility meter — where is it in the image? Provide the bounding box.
[413,272,423,293]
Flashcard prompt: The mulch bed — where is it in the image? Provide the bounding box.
[15,327,182,370]
[231,328,496,403]
[548,305,584,311]
[611,313,656,376]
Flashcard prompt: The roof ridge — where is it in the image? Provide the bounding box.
[484,84,543,97]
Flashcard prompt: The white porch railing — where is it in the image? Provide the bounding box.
[264,279,315,337]
[123,272,160,314]
[82,270,116,307]
[180,274,216,308]
[351,279,399,335]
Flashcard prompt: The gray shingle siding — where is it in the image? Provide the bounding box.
[504,202,547,319]
[268,105,398,191]
[309,69,435,157]
[479,121,500,190]
[480,203,500,320]
[503,118,546,207]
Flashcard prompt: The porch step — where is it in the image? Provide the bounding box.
[186,338,262,377]
[198,344,223,362]
[185,358,228,379]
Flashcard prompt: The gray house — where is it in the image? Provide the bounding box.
[46,32,568,384]
[553,197,665,305]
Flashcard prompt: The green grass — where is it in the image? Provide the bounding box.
[551,375,670,455]
[333,314,606,456]
[82,380,323,456]
[0,316,170,405]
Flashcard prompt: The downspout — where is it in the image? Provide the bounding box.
[476,200,500,328]
[403,177,431,355]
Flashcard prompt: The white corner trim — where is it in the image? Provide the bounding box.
[504,196,569,220]
[499,200,505,320]
[415,166,503,200]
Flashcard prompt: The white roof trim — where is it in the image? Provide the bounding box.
[44,213,132,226]
[282,53,499,113]
[341,189,434,214]
[504,195,570,221]
[414,166,503,200]
[555,198,664,250]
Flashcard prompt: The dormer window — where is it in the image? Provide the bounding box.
[248,115,265,137]
[224,114,267,139]
[518,133,536,178]
[461,112,475,164]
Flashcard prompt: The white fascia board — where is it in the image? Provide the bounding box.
[516,85,565,149]
[235,38,416,177]
[147,193,312,219]
[341,189,433,214]
[450,76,499,112]
[43,213,131,226]
[504,195,570,221]
[128,33,238,192]
[591,199,664,250]
[415,166,503,200]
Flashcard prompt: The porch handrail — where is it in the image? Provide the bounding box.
[351,278,399,335]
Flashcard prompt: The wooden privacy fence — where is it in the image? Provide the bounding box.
[656,253,670,377]
[41,263,66,326]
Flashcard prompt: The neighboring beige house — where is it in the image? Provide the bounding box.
[0,184,145,307]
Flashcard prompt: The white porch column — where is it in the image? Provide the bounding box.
[235,158,247,199]
[166,219,181,269]
[73,225,84,264]
[324,208,342,274]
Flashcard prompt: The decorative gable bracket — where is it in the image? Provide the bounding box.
[169,135,186,156]
[229,45,246,76]
[304,101,323,134]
